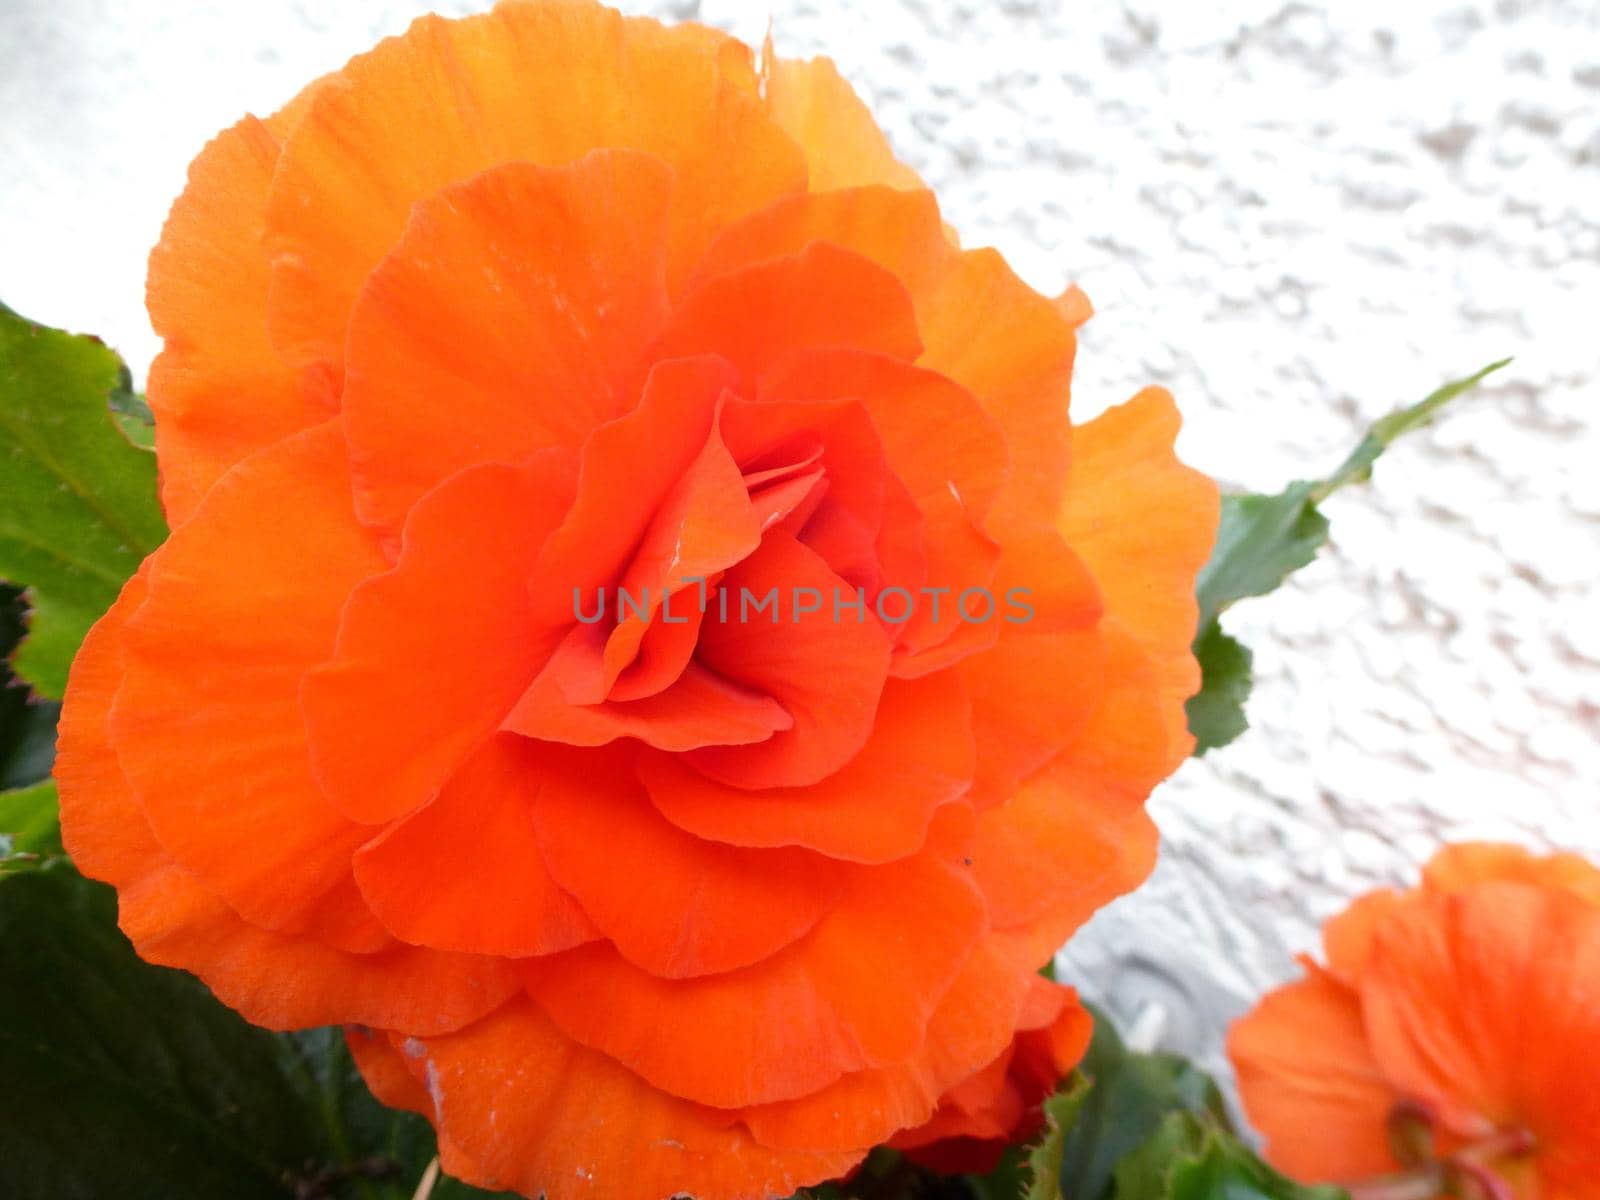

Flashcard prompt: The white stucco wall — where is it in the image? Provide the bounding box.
[3,0,1598,1089]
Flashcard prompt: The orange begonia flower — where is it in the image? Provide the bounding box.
[1230,843,1600,1199]
[55,2,1216,1196]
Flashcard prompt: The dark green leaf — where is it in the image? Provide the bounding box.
[1012,1011,1350,1200]
[1108,1112,1206,1197]
[1186,360,1509,755]
[1058,1055,1227,1200]
[0,693,57,791]
[968,1145,1029,1200]
[0,866,321,1199]
[0,584,59,790]
[1055,1008,1230,1200]
[1022,1075,1090,1200]
[0,864,505,1199]
[1185,625,1253,756]
[0,303,166,697]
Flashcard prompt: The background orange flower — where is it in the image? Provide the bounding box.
[55,2,1216,1197]
[1230,842,1600,1198]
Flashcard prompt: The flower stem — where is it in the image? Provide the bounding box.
[410,1157,440,1200]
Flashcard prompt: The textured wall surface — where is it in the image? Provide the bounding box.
[3,0,1598,1090]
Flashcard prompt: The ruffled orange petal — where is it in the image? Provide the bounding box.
[345,1027,434,1117]
[524,852,985,1108]
[755,348,1011,671]
[968,716,1160,960]
[264,0,806,375]
[1229,965,1401,1181]
[55,564,517,1033]
[146,99,328,525]
[605,604,707,703]
[697,185,1079,539]
[531,751,849,978]
[686,532,892,789]
[109,423,388,947]
[761,51,924,193]
[1421,842,1600,907]
[959,389,1215,870]
[56,568,153,885]
[302,454,575,826]
[398,999,860,1200]
[760,349,1007,535]
[506,380,786,746]
[641,671,974,863]
[526,354,741,626]
[603,413,762,693]
[1021,982,1095,1084]
[741,929,1040,1153]
[1059,388,1220,743]
[1056,283,1093,329]
[1320,889,1405,987]
[691,186,951,303]
[717,394,891,594]
[956,533,1107,808]
[912,247,1079,537]
[890,980,1091,1173]
[340,150,675,536]
[350,735,598,957]
[116,867,518,1034]
[509,662,794,752]
[648,243,922,386]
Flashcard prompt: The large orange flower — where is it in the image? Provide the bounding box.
[55,2,1215,1196]
[1230,843,1600,1199]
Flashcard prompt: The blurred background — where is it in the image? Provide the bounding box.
[3,0,1598,1090]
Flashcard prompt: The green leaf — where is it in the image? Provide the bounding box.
[1314,359,1511,501]
[1164,1125,1347,1200]
[1185,625,1253,756]
[1012,1013,1351,1200]
[1048,1009,1230,1199]
[1022,1075,1090,1200]
[1058,1051,1227,1200]
[1010,1006,1355,1200]
[0,778,61,868]
[1186,360,1509,755]
[114,409,158,450]
[1193,487,1328,634]
[1097,1109,1350,1200]
[109,364,158,450]
[0,303,166,698]
[0,864,506,1199]
[1108,1111,1206,1197]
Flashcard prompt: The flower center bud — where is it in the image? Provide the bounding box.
[1345,1103,1536,1200]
